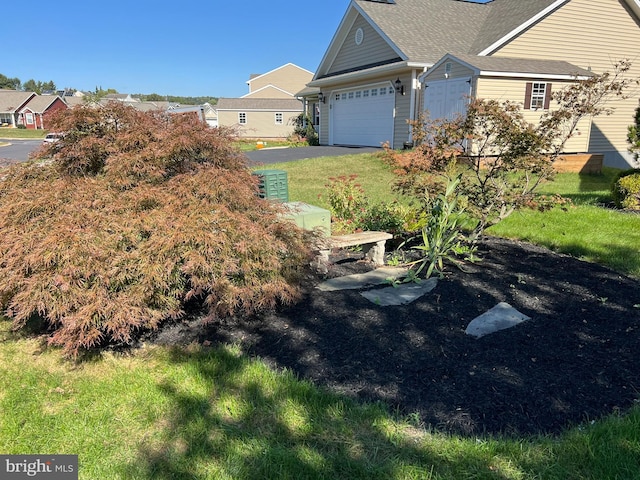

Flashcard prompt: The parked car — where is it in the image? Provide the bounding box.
[43,133,63,144]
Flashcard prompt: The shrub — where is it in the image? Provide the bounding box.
[292,113,319,146]
[0,102,314,356]
[612,168,640,210]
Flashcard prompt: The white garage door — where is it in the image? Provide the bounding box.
[424,78,471,121]
[330,84,395,147]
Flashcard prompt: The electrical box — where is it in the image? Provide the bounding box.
[283,202,331,237]
[253,169,289,202]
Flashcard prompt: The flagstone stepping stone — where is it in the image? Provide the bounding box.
[465,302,531,338]
[316,267,409,292]
[360,278,438,306]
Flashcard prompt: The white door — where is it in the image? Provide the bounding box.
[424,78,471,121]
[330,84,395,147]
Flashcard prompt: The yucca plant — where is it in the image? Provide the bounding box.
[409,175,469,278]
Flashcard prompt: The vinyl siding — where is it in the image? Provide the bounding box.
[427,61,474,80]
[217,110,299,139]
[492,0,640,166]
[248,64,313,97]
[328,15,399,75]
[476,77,591,152]
[244,86,293,99]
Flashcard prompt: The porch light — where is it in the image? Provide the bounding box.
[394,78,405,95]
[318,92,326,103]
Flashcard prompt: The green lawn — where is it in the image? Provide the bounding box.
[2,155,640,479]
[0,128,46,139]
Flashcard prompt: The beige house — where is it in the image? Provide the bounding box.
[215,98,304,139]
[303,0,640,168]
[216,63,313,139]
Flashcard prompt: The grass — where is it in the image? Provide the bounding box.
[2,154,640,479]
[0,128,46,139]
[3,327,640,480]
[257,154,400,211]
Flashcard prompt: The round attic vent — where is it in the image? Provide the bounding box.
[355,27,364,45]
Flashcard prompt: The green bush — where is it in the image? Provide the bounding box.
[0,102,314,357]
[611,168,640,210]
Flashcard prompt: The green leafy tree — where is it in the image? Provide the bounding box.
[0,102,314,356]
[0,73,21,90]
[22,79,57,94]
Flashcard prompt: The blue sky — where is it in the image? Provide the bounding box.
[4,1,350,98]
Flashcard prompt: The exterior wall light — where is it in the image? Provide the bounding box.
[394,78,405,95]
[318,92,326,103]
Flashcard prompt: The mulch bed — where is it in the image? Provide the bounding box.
[151,236,640,437]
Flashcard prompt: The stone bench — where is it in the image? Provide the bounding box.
[315,231,393,273]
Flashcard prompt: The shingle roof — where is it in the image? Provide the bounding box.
[214,98,303,111]
[0,90,36,113]
[445,53,593,78]
[354,0,561,64]
[20,95,62,113]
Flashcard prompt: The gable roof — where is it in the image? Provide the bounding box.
[241,85,296,98]
[214,98,303,111]
[315,0,571,79]
[246,63,314,86]
[19,95,65,114]
[0,90,36,113]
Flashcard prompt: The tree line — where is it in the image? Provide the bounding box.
[0,73,217,106]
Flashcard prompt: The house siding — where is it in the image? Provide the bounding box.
[249,64,313,96]
[475,77,591,152]
[328,15,399,76]
[217,110,299,139]
[492,0,640,167]
[427,62,474,80]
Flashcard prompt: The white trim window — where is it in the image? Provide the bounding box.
[238,112,247,124]
[275,112,283,125]
[525,82,552,110]
[25,113,34,125]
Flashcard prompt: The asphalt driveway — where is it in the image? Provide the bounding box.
[245,145,381,166]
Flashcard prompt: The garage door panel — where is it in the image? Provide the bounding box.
[331,85,395,147]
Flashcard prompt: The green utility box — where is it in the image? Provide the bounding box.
[283,202,331,237]
[253,169,289,202]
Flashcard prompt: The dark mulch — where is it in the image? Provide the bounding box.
[151,236,640,437]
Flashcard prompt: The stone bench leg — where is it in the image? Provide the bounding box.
[314,249,331,274]
[363,240,387,266]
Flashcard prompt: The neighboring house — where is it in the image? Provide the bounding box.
[0,90,36,127]
[215,63,312,139]
[303,0,640,168]
[18,95,68,129]
[215,98,303,138]
[104,93,141,103]
[244,63,313,99]
[0,90,67,129]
